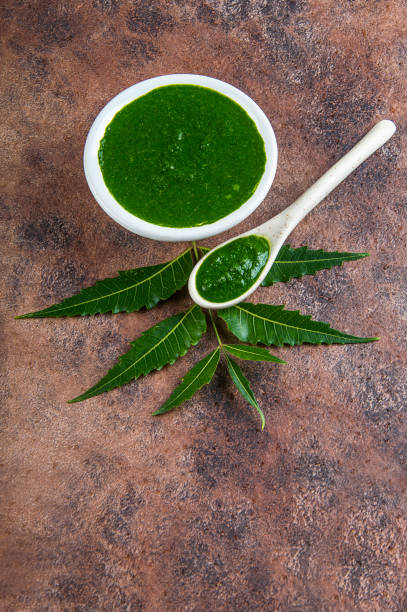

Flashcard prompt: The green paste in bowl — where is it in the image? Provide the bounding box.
[98,85,267,228]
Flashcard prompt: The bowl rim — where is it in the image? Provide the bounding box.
[83,74,278,242]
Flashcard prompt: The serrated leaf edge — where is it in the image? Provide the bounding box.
[223,343,286,363]
[228,304,378,345]
[225,353,265,430]
[16,248,192,318]
[261,247,369,286]
[68,305,203,402]
[153,348,220,415]
[273,254,369,265]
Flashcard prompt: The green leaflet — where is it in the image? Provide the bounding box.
[262,245,368,286]
[153,348,220,415]
[69,306,206,403]
[219,303,378,347]
[16,249,193,318]
[225,354,265,430]
[223,344,285,363]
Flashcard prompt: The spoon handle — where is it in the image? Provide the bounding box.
[269,120,396,237]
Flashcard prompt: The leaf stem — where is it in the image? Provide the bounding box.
[192,240,199,262]
[190,242,223,350]
[209,310,223,348]
[191,242,224,352]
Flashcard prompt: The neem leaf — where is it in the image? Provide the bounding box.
[223,344,285,363]
[69,306,206,403]
[16,248,193,318]
[153,348,220,415]
[225,354,265,430]
[219,303,378,347]
[262,245,368,286]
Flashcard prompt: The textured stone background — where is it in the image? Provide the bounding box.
[1,1,407,610]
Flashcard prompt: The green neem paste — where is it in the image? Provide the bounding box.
[98,85,266,228]
[196,235,270,303]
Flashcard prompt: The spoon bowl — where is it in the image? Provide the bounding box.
[189,120,396,309]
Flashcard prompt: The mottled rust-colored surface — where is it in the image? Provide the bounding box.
[1,1,407,610]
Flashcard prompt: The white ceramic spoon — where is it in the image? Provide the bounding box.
[188,119,396,310]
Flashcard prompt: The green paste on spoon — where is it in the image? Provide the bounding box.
[196,235,270,303]
[98,85,266,228]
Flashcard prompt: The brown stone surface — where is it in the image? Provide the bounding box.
[1,1,407,610]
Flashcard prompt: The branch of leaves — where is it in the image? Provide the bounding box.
[17,244,375,428]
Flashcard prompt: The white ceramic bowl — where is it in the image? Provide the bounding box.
[83,74,278,242]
